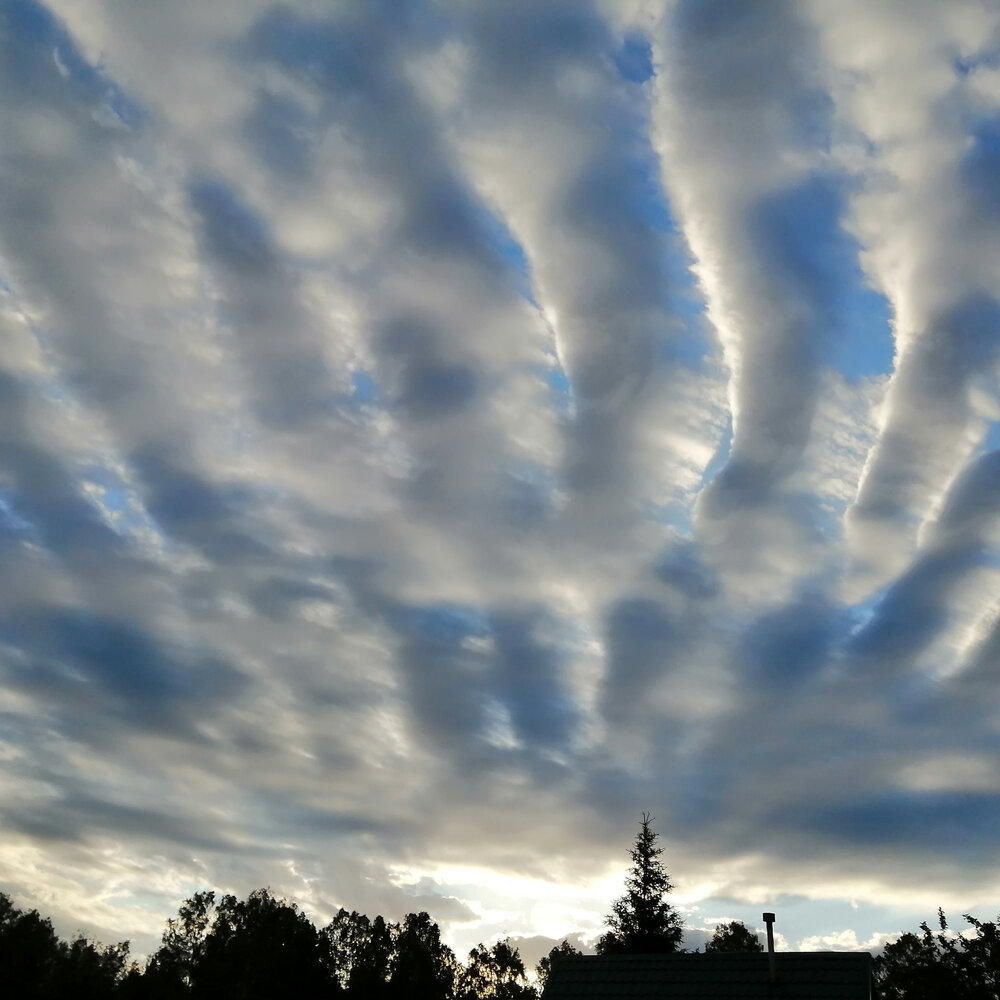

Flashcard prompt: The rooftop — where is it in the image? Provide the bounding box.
[541,952,873,1000]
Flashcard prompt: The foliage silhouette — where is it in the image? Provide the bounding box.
[0,890,129,1000]
[457,940,535,1000]
[324,908,392,995]
[17,868,1000,999]
[146,889,216,995]
[535,940,581,989]
[875,908,1000,1000]
[390,910,458,1000]
[48,936,130,1000]
[0,884,540,999]
[191,888,330,1000]
[596,812,683,954]
[703,920,764,953]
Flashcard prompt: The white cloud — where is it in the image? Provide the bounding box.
[798,928,897,953]
[808,0,1000,593]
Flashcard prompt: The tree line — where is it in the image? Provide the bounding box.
[875,909,1000,999]
[0,813,743,997]
[4,814,993,997]
[0,887,546,1000]
[0,814,757,998]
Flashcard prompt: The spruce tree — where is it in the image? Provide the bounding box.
[597,813,683,954]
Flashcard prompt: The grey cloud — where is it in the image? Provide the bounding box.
[1,606,247,735]
[243,89,314,183]
[0,372,122,560]
[814,1,1000,590]
[654,541,718,601]
[316,864,481,932]
[188,178,337,430]
[933,448,1000,540]
[130,444,270,565]
[806,792,1000,857]
[317,599,483,768]
[850,296,1000,539]
[379,319,480,421]
[451,0,692,524]
[661,2,841,523]
[240,0,554,569]
[849,565,954,665]
[5,0,1000,960]
[849,447,1000,669]
[738,594,838,690]
[497,933,594,972]
[3,789,230,853]
[601,597,677,727]
[245,3,506,274]
[960,116,1000,223]
[246,575,340,622]
[945,612,1000,723]
[490,611,576,751]
[244,790,400,840]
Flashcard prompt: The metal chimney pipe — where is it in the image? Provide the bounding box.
[763,912,776,985]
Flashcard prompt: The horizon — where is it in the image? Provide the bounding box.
[0,864,953,971]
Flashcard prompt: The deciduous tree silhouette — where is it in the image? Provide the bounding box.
[390,910,458,1000]
[535,940,581,990]
[146,889,216,995]
[0,893,62,1000]
[703,920,763,953]
[0,891,128,1000]
[47,936,130,1000]
[957,912,1000,999]
[596,813,683,954]
[875,908,1000,1000]
[457,941,535,1000]
[323,909,392,996]
[191,888,331,1000]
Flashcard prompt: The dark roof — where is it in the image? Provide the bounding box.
[541,953,873,1000]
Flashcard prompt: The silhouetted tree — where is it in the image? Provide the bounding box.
[48,936,130,1000]
[957,913,1000,999]
[390,911,457,1000]
[874,908,1000,1000]
[191,888,331,1000]
[535,940,581,990]
[703,920,763,953]
[0,891,128,1000]
[0,893,62,1000]
[596,813,683,954]
[876,910,968,999]
[324,909,393,996]
[457,941,536,1000]
[146,889,217,995]
[116,963,152,1000]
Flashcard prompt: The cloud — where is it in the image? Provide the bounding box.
[649,0,880,599]
[797,928,898,953]
[805,0,1000,592]
[1,0,1000,962]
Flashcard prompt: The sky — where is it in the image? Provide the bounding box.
[2,0,1000,968]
